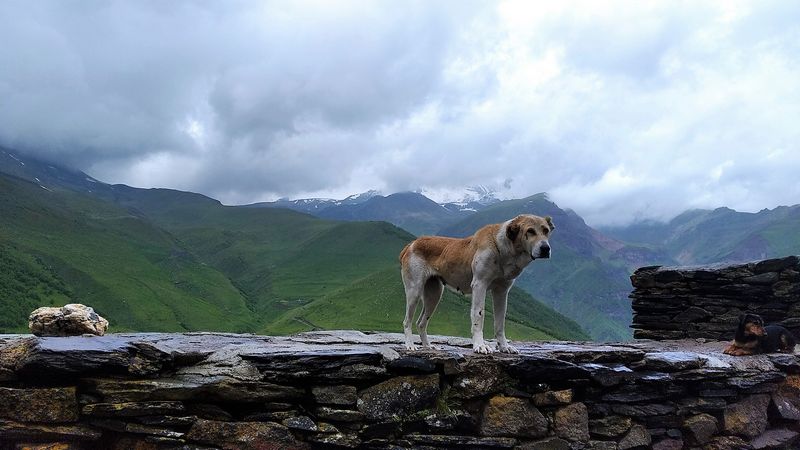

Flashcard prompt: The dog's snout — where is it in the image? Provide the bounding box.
[540,243,551,258]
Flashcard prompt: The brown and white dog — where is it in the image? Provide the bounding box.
[399,214,554,354]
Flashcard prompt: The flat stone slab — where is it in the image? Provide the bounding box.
[0,331,791,386]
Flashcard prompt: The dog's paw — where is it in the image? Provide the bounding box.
[422,344,440,351]
[473,342,494,354]
[405,343,418,351]
[497,343,519,354]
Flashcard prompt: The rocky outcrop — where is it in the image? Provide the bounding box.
[630,256,800,340]
[28,304,109,337]
[1,331,800,449]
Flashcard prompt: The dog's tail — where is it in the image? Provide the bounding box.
[399,242,412,265]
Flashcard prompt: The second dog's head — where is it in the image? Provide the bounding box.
[505,214,555,260]
[738,313,766,337]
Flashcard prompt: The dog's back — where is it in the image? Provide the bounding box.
[763,325,797,353]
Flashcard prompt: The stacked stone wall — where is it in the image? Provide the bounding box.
[1,332,800,449]
[631,256,800,341]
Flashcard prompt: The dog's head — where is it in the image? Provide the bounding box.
[739,313,766,337]
[505,214,554,260]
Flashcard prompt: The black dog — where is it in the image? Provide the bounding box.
[723,313,796,356]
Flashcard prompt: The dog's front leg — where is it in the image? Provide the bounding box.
[471,281,493,354]
[492,283,518,353]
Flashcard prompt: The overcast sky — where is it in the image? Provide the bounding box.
[1,1,799,226]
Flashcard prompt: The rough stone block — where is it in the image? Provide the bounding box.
[682,413,717,445]
[186,419,305,450]
[771,391,800,420]
[642,352,703,371]
[611,403,675,417]
[451,361,511,399]
[602,385,665,403]
[480,396,548,438]
[553,402,589,442]
[618,424,651,450]
[750,428,799,450]
[357,374,439,420]
[517,436,570,449]
[652,438,684,450]
[408,434,517,448]
[703,435,753,450]
[14,445,85,450]
[0,387,78,423]
[308,432,361,448]
[312,385,357,406]
[423,409,473,431]
[589,415,632,438]
[673,306,712,323]
[742,272,780,285]
[531,389,573,406]
[585,441,618,450]
[81,401,185,417]
[724,394,770,438]
[283,415,318,432]
[0,421,101,441]
[754,256,798,274]
[315,406,365,423]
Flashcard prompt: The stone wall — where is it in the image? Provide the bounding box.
[2,331,800,449]
[630,256,800,341]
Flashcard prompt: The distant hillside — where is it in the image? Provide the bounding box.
[602,206,800,265]
[315,192,468,236]
[246,190,381,215]
[247,189,501,236]
[0,150,587,340]
[251,191,471,236]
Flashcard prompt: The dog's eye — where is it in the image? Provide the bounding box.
[527,228,536,235]
[542,228,549,235]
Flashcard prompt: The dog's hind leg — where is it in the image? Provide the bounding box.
[417,277,444,349]
[402,271,423,351]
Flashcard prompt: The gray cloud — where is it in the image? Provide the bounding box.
[1,1,799,226]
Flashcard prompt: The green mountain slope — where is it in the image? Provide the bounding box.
[439,194,636,341]
[0,243,72,330]
[0,151,588,340]
[0,174,255,332]
[110,187,586,340]
[269,267,588,340]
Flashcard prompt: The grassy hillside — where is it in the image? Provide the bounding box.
[0,243,73,331]
[0,174,255,333]
[0,155,588,341]
[112,188,587,340]
[269,267,589,341]
[439,194,635,341]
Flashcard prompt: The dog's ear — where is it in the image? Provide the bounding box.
[545,215,555,230]
[506,219,520,242]
[738,314,747,327]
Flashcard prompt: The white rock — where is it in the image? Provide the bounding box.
[29,304,109,336]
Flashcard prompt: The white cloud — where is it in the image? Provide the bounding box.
[1,0,799,226]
